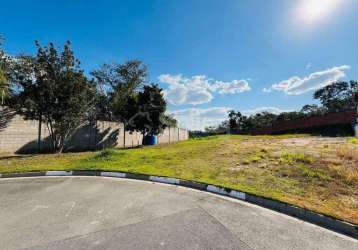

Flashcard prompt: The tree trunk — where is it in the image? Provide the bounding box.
[58,144,64,154]
[56,136,65,154]
[37,113,42,153]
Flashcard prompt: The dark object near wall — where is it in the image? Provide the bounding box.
[142,135,158,145]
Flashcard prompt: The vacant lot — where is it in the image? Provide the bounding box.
[1,135,357,224]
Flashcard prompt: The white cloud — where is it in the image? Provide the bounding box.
[264,65,350,95]
[262,87,272,93]
[213,80,251,94]
[169,107,231,131]
[159,74,250,105]
[242,107,294,116]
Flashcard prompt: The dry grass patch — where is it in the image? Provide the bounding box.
[337,146,358,162]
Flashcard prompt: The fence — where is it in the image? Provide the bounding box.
[0,115,189,154]
[251,111,356,135]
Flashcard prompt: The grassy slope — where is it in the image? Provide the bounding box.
[0,134,357,224]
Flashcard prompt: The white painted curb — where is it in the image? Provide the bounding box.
[207,185,229,195]
[149,176,180,185]
[46,171,73,176]
[101,172,126,178]
[229,190,246,200]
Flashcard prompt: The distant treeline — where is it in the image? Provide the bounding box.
[205,81,358,136]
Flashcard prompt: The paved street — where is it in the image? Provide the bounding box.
[0,177,357,250]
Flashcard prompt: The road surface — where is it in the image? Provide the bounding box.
[0,177,357,249]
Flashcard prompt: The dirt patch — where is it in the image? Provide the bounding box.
[280,137,346,147]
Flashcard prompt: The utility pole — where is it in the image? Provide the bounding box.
[354,92,358,137]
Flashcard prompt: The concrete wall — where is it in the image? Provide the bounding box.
[0,115,189,154]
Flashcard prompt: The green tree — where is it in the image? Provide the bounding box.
[161,114,177,128]
[228,110,237,132]
[0,36,16,131]
[127,84,167,142]
[205,120,229,134]
[248,112,277,129]
[0,36,9,105]
[91,60,147,147]
[11,41,95,153]
[300,104,326,116]
[313,81,358,112]
[0,68,7,105]
[240,116,253,133]
[93,92,112,120]
[228,110,243,133]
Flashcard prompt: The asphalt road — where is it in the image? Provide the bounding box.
[0,177,357,250]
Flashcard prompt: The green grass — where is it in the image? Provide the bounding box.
[0,134,357,225]
[348,137,358,145]
[279,152,314,165]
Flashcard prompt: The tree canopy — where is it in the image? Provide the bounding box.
[313,81,358,112]
[10,41,95,152]
[127,84,167,138]
[161,114,178,128]
[91,60,147,122]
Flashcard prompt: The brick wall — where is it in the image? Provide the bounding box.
[0,115,189,154]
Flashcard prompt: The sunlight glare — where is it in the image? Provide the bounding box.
[300,0,340,23]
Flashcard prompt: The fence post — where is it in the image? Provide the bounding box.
[169,126,171,144]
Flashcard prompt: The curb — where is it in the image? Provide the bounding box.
[1,170,357,239]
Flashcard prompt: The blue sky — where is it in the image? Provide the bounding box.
[1,0,358,130]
